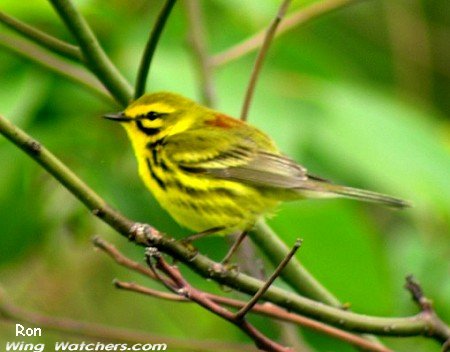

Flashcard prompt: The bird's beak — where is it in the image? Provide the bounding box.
[103,112,132,122]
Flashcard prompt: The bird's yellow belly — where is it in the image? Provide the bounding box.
[138,157,279,234]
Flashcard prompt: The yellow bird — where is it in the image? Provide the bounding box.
[105,92,409,237]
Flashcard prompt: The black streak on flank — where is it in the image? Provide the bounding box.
[146,157,166,190]
[160,159,170,172]
[146,138,165,149]
[146,139,171,172]
[173,180,236,198]
[179,165,204,174]
[136,120,160,136]
[151,148,159,166]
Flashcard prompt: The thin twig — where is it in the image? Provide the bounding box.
[222,230,248,265]
[134,0,177,99]
[405,275,450,345]
[0,11,82,61]
[48,0,132,105]
[405,275,433,312]
[93,236,157,279]
[145,248,182,294]
[212,0,360,67]
[113,280,186,301]
[240,0,291,121]
[146,250,292,352]
[253,220,340,305]
[1,114,449,343]
[183,0,216,107]
[0,32,112,104]
[235,239,302,319]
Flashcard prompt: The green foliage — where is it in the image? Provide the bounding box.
[0,1,448,351]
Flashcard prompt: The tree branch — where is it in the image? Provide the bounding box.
[240,0,291,121]
[0,11,82,62]
[0,114,449,344]
[48,0,132,105]
[212,0,361,67]
[134,0,177,99]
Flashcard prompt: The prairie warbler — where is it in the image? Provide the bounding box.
[104,92,409,236]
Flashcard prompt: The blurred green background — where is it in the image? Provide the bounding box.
[0,0,449,351]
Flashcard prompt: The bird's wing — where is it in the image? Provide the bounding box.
[164,127,308,189]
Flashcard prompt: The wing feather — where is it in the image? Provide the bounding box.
[165,128,308,189]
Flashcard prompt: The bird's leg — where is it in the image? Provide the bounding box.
[180,226,225,245]
[221,230,248,266]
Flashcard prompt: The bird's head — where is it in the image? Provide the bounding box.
[104,92,203,143]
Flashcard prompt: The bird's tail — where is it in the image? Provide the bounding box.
[297,181,411,209]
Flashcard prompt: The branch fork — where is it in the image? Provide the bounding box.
[143,245,298,352]
[129,223,162,245]
[405,275,450,349]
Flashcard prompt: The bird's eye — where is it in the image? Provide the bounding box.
[145,111,162,120]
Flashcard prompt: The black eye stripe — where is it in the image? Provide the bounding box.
[137,111,167,121]
[136,120,160,136]
[135,111,168,135]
